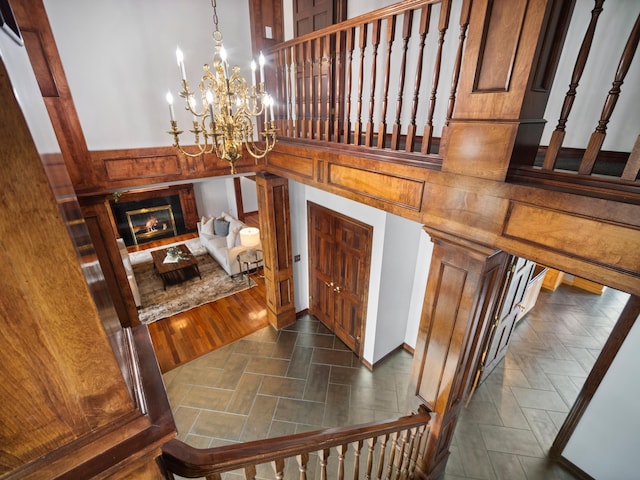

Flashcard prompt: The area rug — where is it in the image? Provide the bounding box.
[133,250,256,324]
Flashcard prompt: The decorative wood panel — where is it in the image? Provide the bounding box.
[473,0,528,92]
[327,163,424,210]
[256,173,296,329]
[0,58,175,478]
[409,232,508,479]
[267,150,315,179]
[442,121,518,179]
[104,155,182,181]
[503,202,640,271]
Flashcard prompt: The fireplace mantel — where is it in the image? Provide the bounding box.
[110,184,198,246]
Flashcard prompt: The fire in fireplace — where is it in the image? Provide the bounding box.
[126,205,178,245]
[111,191,191,247]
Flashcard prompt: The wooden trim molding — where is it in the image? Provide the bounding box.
[550,294,640,459]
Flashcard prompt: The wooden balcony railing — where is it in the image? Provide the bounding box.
[269,0,460,163]
[268,0,639,194]
[162,406,432,480]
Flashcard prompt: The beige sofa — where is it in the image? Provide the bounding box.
[198,212,256,276]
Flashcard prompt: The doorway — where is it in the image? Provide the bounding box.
[307,202,372,357]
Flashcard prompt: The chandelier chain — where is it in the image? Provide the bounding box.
[211,0,219,33]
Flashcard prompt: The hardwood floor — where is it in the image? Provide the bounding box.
[142,211,269,373]
[148,273,268,373]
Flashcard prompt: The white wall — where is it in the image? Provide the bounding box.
[563,313,639,479]
[193,177,236,220]
[288,181,429,364]
[43,0,254,150]
[240,177,259,213]
[375,213,425,362]
[405,229,434,349]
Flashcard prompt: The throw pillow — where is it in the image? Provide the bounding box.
[226,229,238,248]
[200,216,214,236]
[214,217,230,236]
[200,218,213,235]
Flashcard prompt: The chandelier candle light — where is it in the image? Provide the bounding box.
[166,0,276,174]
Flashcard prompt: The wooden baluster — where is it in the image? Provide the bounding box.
[392,430,408,480]
[444,0,471,129]
[315,37,323,140]
[276,48,286,135]
[320,448,331,480]
[405,6,431,152]
[376,434,389,480]
[365,436,377,480]
[579,13,640,175]
[324,34,332,141]
[352,440,363,480]
[334,30,344,142]
[408,424,427,476]
[543,0,605,171]
[298,42,307,139]
[400,427,417,479]
[286,46,294,138]
[243,464,257,480]
[272,458,285,480]
[354,23,369,146]
[343,27,355,144]
[621,135,640,181]
[337,444,348,480]
[384,432,399,480]
[421,0,451,155]
[297,452,309,480]
[377,15,397,149]
[390,11,413,150]
[308,39,316,140]
[365,19,382,147]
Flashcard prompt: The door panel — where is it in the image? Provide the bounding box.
[333,218,369,352]
[308,205,335,329]
[479,256,535,383]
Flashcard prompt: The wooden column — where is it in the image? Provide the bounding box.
[443,0,576,180]
[408,230,509,479]
[256,173,296,329]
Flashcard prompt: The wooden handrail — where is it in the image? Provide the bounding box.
[162,406,433,479]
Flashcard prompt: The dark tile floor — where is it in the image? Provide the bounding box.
[162,284,629,479]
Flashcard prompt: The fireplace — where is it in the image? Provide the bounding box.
[111,185,198,247]
[126,205,178,245]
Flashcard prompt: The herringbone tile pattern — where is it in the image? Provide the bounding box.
[162,284,628,479]
[445,285,628,480]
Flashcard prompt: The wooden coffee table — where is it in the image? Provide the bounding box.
[150,244,201,289]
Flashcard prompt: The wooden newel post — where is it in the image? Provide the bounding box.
[256,172,296,329]
[443,0,576,180]
[408,230,509,479]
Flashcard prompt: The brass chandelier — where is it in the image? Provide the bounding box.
[166,0,276,174]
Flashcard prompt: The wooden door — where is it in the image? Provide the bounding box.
[478,256,536,383]
[308,202,371,355]
[308,203,335,328]
[294,0,331,36]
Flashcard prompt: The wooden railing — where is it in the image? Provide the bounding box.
[162,407,432,479]
[270,0,460,161]
[268,0,639,190]
[535,3,640,184]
